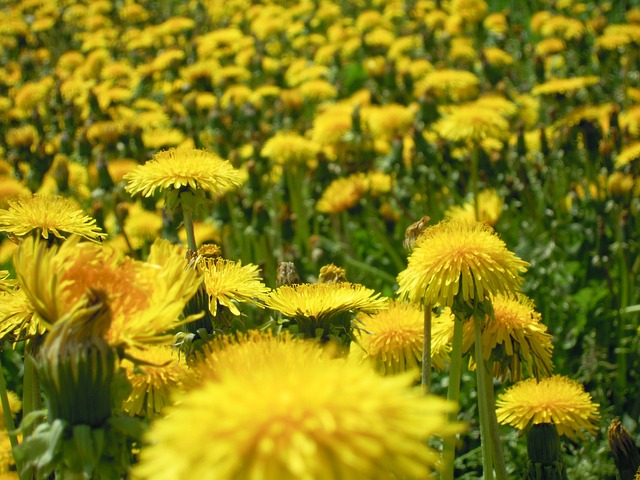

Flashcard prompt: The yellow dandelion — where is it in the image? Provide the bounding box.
[397,219,529,307]
[0,390,21,429]
[202,258,270,316]
[433,106,510,143]
[0,177,30,208]
[0,287,39,343]
[532,76,600,96]
[607,172,635,198]
[316,173,368,213]
[450,37,477,63]
[261,132,320,166]
[121,203,163,250]
[311,104,353,148]
[298,79,338,102]
[142,128,185,150]
[351,301,451,375]
[14,236,201,350]
[366,104,415,141]
[535,37,566,56]
[0,194,105,243]
[540,15,585,41]
[124,147,243,205]
[178,220,220,247]
[135,333,460,480]
[5,125,38,150]
[463,293,554,381]
[484,12,508,35]
[496,375,600,440]
[616,142,640,168]
[416,69,480,101]
[265,282,387,346]
[122,345,190,418]
[449,0,488,24]
[445,189,504,226]
[483,46,514,67]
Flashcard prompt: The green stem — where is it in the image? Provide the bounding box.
[471,145,480,221]
[422,306,432,395]
[485,359,508,480]
[616,207,629,408]
[0,353,19,452]
[183,208,198,253]
[474,314,494,480]
[442,315,465,480]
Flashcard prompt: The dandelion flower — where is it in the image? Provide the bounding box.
[0,194,105,243]
[531,76,600,96]
[202,258,270,316]
[124,147,244,205]
[397,219,529,307]
[352,301,451,375]
[135,333,460,480]
[316,173,368,213]
[615,141,640,168]
[261,132,320,166]
[416,69,480,101]
[445,189,504,226]
[265,282,387,345]
[14,236,201,350]
[496,375,600,440]
[433,106,509,143]
[0,178,30,208]
[463,293,554,381]
[122,345,191,418]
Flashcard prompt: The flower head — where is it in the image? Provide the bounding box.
[135,333,460,480]
[124,147,244,211]
[265,282,387,346]
[463,293,554,381]
[14,236,201,351]
[351,301,451,375]
[397,219,529,308]
[496,375,600,440]
[433,106,509,143]
[445,189,504,226]
[531,76,600,96]
[122,345,191,418]
[202,258,270,316]
[0,194,105,243]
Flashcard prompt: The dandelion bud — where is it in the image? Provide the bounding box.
[608,418,640,480]
[318,264,346,283]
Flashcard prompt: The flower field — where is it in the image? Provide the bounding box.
[0,0,639,478]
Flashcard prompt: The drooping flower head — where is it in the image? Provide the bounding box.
[351,300,452,375]
[0,194,105,243]
[265,282,387,347]
[124,147,244,213]
[463,293,554,381]
[135,332,461,480]
[13,236,201,351]
[397,219,529,309]
[496,375,600,440]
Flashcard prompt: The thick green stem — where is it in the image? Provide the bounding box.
[183,208,198,253]
[422,306,432,395]
[474,314,494,480]
[471,145,480,221]
[442,316,465,480]
[485,359,508,480]
[616,207,629,408]
[0,354,18,448]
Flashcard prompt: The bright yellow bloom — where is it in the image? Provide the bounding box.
[202,258,270,316]
[615,141,640,168]
[14,236,201,350]
[532,76,600,96]
[124,147,244,199]
[496,375,600,440]
[463,293,554,381]
[261,132,320,166]
[351,301,451,375]
[0,194,105,243]
[122,345,191,418]
[416,69,480,101]
[316,173,368,213]
[135,333,460,480]
[445,189,504,226]
[433,106,510,143]
[0,177,30,208]
[397,219,529,307]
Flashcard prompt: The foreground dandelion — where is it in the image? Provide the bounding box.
[0,194,105,243]
[496,375,600,440]
[397,219,529,308]
[351,301,451,375]
[135,333,461,480]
